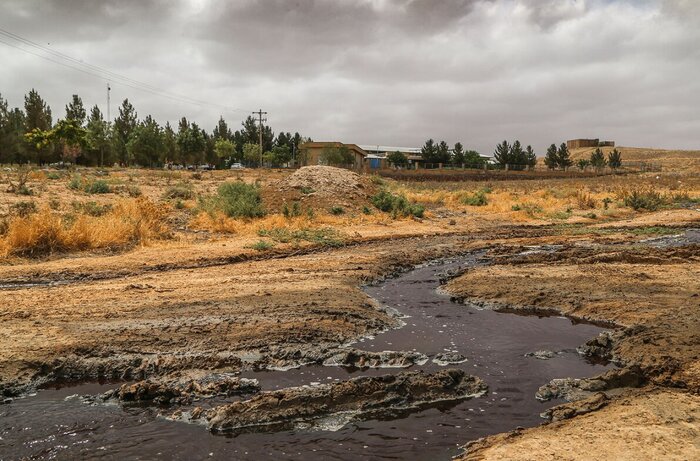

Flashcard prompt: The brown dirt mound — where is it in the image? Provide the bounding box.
[264,166,375,212]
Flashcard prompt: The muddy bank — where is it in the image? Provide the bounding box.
[102,373,260,406]
[181,369,487,434]
[447,236,700,460]
[445,240,700,390]
[462,389,700,461]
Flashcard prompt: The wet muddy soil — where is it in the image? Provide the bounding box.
[0,254,609,460]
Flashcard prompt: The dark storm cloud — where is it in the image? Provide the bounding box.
[0,0,699,153]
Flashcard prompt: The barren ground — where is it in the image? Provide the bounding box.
[1,164,699,459]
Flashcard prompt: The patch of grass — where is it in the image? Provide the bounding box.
[549,210,572,220]
[258,226,345,247]
[72,201,112,217]
[514,202,543,218]
[461,190,488,206]
[627,226,682,236]
[300,186,315,194]
[68,174,111,194]
[200,181,265,218]
[46,172,63,180]
[371,190,424,218]
[369,175,385,186]
[163,182,194,200]
[9,201,37,218]
[362,205,372,215]
[247,240,275,251]
[330,205,345,215]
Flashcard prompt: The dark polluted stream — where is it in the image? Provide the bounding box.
[0,253,611,460]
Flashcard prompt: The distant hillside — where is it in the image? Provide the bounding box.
[569,146,700,172]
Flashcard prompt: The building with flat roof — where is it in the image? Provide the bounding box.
[297,142,368,170]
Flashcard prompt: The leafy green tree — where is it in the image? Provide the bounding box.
[65,94,86,126]
[176,118,206,166]
[214,138,235,166]
[127,115,164,167]
[320,146,353,166]
[464,150,484,167]
[590,147,606,169]
[272,145,292,165]
[544,143,558,169]
[86,105,110,166]
[577,158,590,171]
[112,99,137,165]
[25,118,89,163]
[607,148,622,169]
[557,143,573,170]
[525,145,537,168]
[493,140,510,167]
[242,142,260,166]
[387,150,408,168]
[420,138,438,163]
[24,89,53,163]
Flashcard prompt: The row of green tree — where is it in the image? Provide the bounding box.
[493,140,538,170]
[576,148,623,170]
[412,139,485,167]
[0,89,309,167]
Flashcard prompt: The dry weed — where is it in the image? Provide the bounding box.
[0,198,169,258]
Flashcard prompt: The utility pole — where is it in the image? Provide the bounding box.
[252,109,267,167]
[106,83,111,124]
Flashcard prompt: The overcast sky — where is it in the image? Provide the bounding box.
[1,0,699,154]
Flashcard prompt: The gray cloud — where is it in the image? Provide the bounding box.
[0,0,699,154]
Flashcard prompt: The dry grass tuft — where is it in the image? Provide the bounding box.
[0,198,169,258]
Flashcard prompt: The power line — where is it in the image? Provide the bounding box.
[0,27,252,114]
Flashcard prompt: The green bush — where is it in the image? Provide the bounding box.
[371,190,424,218]
[163,182,194,200]
[330,205,345,215]
[462,190,488,206]
[46,172,63,180]
[201,181,265,218]
[85,179,110,194]
[248,240,275,251]
[68,174,82,190]
[623,189,664,211]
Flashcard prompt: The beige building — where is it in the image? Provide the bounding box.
[297,142,368,170]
